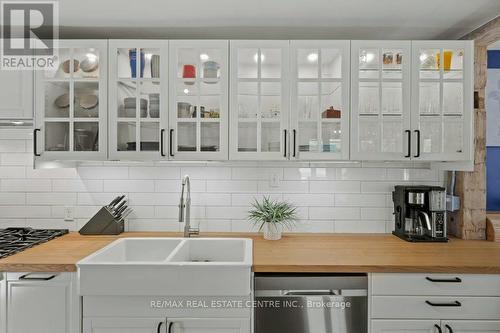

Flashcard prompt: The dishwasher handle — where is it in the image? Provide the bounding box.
[283,289,337,296]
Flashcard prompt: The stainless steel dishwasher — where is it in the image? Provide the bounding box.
[255,274,367,333]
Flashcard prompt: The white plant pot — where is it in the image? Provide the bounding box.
[263,222,282,240]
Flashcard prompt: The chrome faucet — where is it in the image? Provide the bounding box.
[178,175,199,237]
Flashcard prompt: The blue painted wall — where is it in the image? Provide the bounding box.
[487,50,500,211]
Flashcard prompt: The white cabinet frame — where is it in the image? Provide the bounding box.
[34,39,108,161]
[108,40,168,160]
[350,40,412,161]
[290,40,350,160]
[411,40,474,161]
[229,40,290,160]
[168,40,229,160]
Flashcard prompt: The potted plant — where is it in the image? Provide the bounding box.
[248,196,298,240]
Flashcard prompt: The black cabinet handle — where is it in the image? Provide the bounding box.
[445,324,453,333]
[167,321,173,333]
[33,129,41,157]
[414,129,421,158]
[160,129,166,157]
[283,129,287,158]
[435,324,442,333]
[19,273,56,281]
[405,130,411,158]
[157,322,163,333]
[426,277,462,283]
[292,129,297,157]
[425,300,461,307]
[169,129,174,157]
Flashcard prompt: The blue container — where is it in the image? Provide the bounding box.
[129,50,145,78]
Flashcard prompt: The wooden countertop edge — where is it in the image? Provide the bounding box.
[253,265,500,274]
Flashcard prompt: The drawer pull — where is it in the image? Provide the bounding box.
[434,324,442,333]
[19,273,57,281]
[426,277,462,283]
[425,300,461,307]
[444,324,453,333]
[157,322,163,333]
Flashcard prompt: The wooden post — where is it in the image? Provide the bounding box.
[450,17,500,239]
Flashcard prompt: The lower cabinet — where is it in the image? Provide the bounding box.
[84,317,250,333]
[371,273,500,333]
[4,272,79,333]
[372,320,500,333]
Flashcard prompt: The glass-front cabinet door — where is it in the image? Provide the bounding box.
[350,41,411,160]
[35,40,107,160]
[168,40,228,160]
[411,41,473,161]
[108,40,168,160]
[290,40,350,160]
[230,40,290,160]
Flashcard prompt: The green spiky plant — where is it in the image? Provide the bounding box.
[248,196,298,232]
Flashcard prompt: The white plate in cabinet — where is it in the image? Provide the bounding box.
[371,274,500,296]
[371,296,500,320]
[34,40,108,161]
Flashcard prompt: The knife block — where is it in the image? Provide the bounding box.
[79,206,124,235]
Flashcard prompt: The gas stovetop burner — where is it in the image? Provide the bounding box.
[0,227,68,259]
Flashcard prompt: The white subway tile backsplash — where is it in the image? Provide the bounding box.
[27,193,77,205]
[52,179,103,192]
[1,179,51,192]
[129,166,180,179]
[310,181,360,193]
[309,207,360,220]
[0,193,26,205]
[0,129,445,234]
[103,180,155,193]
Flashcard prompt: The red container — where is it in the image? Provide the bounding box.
[182,64,196,79]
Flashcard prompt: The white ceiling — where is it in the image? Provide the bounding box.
[57,0,500,40]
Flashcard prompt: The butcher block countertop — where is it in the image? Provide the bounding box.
[1,232,500,273]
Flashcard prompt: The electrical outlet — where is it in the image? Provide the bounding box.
[269,173,281,188]
[64,206,74,221]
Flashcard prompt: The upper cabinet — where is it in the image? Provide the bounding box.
[31,39,474,164]
[34,40,108,161]
[0,70,33,119]
[411,41,473,161]
[350,40,412,160]
[168,40,229,160]
[290,40,350,160]
[108,40,168,160]
[230,40,290,160]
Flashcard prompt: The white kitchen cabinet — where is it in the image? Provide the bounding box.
[5,272,79,333]
[372,319,441,333]
[168,40,229,160]
[351,40,412,160]
[34,40,108,161]
[230,40,290,160]
[290,40,350,160]
[108,40,168,160]
[84,317,167,333]
[441,320,500,332]
[411,41,473,161]
[0,70,33,119]
[168,318,250,333]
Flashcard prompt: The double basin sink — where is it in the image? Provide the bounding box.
[77,238,252,296]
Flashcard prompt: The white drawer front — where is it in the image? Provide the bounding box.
[372,274,500,296]
[372,296,500,320]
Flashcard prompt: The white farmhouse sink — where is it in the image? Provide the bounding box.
[77,237,252,296]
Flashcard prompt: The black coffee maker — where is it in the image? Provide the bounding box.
[392,185,447,242]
